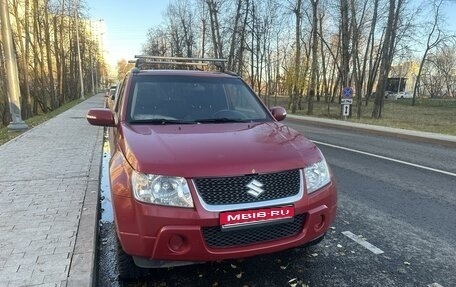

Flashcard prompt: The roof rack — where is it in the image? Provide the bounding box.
[131,55,227,71]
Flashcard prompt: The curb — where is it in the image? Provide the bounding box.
[66,126,103,287]
[65,96,104,287]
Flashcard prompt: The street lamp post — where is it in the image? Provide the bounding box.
[0,0,28,131]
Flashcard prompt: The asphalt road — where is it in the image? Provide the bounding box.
[97,120,456,287]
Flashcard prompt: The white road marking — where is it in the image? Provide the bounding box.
[312,140,456,178]
[342,231,384,255]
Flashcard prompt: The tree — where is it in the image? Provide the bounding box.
[290,0,302,114]
[206,0,223,58]
[166,0,196,57]
[306,0,319,115]
[412,0,446,105]
[0,0,105,128]
[372,0,404,119]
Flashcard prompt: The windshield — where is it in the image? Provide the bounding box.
[127,75,271,124]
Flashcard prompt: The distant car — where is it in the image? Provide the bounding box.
[386,91,413,100]
[394,91,413,99]
[105,85,117,108]
[86,56,337,281]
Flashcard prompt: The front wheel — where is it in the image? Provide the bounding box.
[116,238,149,281]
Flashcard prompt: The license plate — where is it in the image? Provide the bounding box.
[220,206,294,226]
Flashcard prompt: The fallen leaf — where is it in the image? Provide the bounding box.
[404,261,411,266]
[280,264,288,270]
[311,253,318,257]
[337,244,343,248]
[231,264,237,269]
[236,272,244,279]
[288,278,298,287]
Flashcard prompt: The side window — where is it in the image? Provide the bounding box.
[114,77,128,113]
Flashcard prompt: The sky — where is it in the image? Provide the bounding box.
[88,0,171,67]
[88,0,456,69]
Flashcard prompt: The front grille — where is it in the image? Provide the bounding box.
[194,169,301,205]
[202,214,305,248]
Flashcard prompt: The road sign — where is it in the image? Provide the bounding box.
[341,98,353,105]
[342,104,350,116]
[342,87,353,98]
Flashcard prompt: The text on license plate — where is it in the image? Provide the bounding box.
[219,206,294,225]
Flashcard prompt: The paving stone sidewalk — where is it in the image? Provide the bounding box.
[0,95,104,287]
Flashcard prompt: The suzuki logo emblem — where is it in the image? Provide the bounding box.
[246,179,264,198]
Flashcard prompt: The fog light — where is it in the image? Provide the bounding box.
[169,235,185,252]
[314,214,325,231]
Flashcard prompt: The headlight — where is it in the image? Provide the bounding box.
[131,171,194,207]
[304,158,331,193]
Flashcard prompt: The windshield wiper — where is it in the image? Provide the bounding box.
[196,118,250,123]
[130,119,197,125]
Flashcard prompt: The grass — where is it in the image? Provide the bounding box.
[0,97,86,146]
[270,96,456,136]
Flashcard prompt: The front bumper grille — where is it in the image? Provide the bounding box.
[194,169,301,205]
[202,214,305,248]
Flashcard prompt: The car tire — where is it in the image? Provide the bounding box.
[116,238,149,281]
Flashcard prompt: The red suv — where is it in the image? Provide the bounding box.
[87,56,337,280]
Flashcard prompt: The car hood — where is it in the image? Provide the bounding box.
[120,122,321,178]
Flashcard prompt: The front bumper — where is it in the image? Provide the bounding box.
[113,181,337,263]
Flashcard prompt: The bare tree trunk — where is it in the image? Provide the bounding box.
[350,0,369,119]
[318,12,329,104]
[31,0,48,113]
[228,0,243,70]
[307,0,319,115]
[206,0,223,58]
[372,0,404,119]
[364,0,380,107]
[340,0,350,92]
[291,0,302,114]
[201,18,206,58]
[250,1,255,89]
[43,0,57,109]
[236,0,249,74]
[412,0,444,106]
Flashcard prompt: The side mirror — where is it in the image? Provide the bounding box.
[269,106,287,121]
[86,108,116,126]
